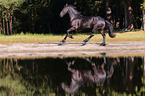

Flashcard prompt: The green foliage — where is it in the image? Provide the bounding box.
[0,0,24,9]
[0,0,25,34]
[0,0,25,17]
[0,75,31,95]
[143,0,145,8]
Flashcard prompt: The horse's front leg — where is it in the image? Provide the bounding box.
[60,27,75,43]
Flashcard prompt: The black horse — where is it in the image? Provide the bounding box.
[60,4,115,46]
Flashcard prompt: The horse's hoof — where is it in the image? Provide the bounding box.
[60,40,65,43]
[81,42,87,46]
[100,43,106,46]
[83,40,88,43]
[59,41,65,46]
[69,35,74,39]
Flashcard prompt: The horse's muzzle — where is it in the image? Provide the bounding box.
[59,12,64,17]
[59,13,62,17]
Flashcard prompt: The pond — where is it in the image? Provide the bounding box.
[0,53,144,96]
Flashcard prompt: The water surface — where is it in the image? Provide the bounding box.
[0,54,144,96]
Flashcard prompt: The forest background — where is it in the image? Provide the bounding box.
[0,0,145,35]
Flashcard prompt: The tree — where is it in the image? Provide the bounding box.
[0,0,144,34]
[0,0,25,35]
[142,0,145,30]
[123,0,135,31]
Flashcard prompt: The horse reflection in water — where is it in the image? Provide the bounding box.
[61,54,117,94]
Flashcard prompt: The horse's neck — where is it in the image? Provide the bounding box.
[68,7,82,21]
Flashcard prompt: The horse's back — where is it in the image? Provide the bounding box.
[80,16,94,28]
[93,16,105,22]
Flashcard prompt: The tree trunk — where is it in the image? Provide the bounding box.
[3,18,6,34]
[10,15,13,34]
[6,20,9,35]
[124,0,128,30]
[114,1,120,29]
[106,0,112,22]
[0,23,3,34]
[142,8,145,31]
[14,17,17,33]
[123,0,135,31]
[143,57,145,76]
[127,0,134,31]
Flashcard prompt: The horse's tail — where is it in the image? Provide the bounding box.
[105,20,115,38]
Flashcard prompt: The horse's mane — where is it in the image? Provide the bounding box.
[68,5,76,9]
[68,5,82,16]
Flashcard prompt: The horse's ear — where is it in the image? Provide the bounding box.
[65,3,68,6]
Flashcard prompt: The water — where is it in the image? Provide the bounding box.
[0,54,144,96]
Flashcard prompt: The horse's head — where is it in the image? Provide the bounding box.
[60,4,69,17]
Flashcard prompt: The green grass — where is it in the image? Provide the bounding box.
[0,30,145,44]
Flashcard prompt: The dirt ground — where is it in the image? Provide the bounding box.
[0,41,145,58]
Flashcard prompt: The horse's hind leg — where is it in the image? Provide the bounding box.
[83,33,95,43]
[60,27,75,43]
[83,28,97,43]
[100,29,106,46]
[60,34,67,43]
